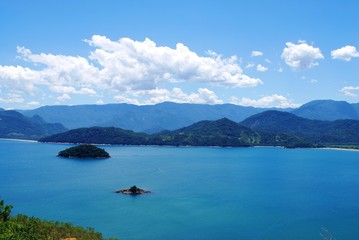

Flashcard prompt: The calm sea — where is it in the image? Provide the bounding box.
[1,139,358,240]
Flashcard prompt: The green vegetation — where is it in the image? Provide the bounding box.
[40,118,313,148]
[58,144,110,158]
[0,199,118,240]
[241,110,359,146]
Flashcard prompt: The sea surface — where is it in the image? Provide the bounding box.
[1,139,359,240]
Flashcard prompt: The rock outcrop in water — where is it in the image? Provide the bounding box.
[115,185,151,195]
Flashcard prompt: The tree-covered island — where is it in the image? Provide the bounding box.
[58,144,110,159]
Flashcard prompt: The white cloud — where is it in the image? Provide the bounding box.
[113,95,141,105]
[0,93,24,104]
[0,36,263,107]
[57,93,71,101]
[50,85,97,95]
[246,63,255,69]
[310,79,318,83]
[281,41,324,70]
[86,35,262,89]
[114,87,223,105]
[96,99,105,105]
[256,64,268,72]
[340,86,359,97]
[27,101,40,106]
[251,51,263,57]
[331,45,359,61]
[231,94,299,108]
[137,87,223,105]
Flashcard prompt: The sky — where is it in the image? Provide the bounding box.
[0,0,358,109]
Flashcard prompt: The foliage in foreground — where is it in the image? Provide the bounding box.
[0,199,118,240]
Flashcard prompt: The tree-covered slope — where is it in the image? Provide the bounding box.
[40,126,148,145]
[58,144,110,158]
[241,110,359,145]
[39,118,312,148]
[0,110,67,140]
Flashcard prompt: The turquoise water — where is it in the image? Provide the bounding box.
[1,139,359,239]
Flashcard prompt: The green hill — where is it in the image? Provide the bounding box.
[58,144,110,158]
[40,126,148,145]
[241,110,359,145]
[39,118,312,148]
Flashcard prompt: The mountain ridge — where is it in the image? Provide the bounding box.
[241,110,359,145]
[0,110,67,140]
[17,100,359,134]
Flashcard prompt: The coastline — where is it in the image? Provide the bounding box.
[2,138,359,152]
[0,138,38,143]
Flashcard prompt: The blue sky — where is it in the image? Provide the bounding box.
[0,0,358,109]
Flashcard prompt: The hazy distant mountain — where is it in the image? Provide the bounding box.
[20,102,283,133]
[241,110,359,145]
[291,100,359,120]
[40,118,312,148]
[0,110,67,140]
[18,100,359,134]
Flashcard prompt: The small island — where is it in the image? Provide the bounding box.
[115,185,151,195]
[58,144,110,159]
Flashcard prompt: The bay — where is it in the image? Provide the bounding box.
[1,139,359,239]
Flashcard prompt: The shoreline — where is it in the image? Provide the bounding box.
[3,138,359,152]
[0,138,38,143]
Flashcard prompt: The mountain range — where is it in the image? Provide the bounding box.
[39,109,359,147]
[1,99,359,145]
[18,100,359,133]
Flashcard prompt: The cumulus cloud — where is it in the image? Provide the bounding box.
[113,95,141,105]
[96,99,104,105]
[57,93,71,101]
[86,35,262,89]
[27,101,40,106]
[231,94,299,108]
[245,63,255,69]
[0,93,24,104]
[331,45,359,61]
[138,87,223,105]
[281,41,324,70]
[251,51,263,57]
[115,87,223,105]
[0,36,263,107]
[340,86,359,97]
[256,64,268,72]
[50,85,97,95]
